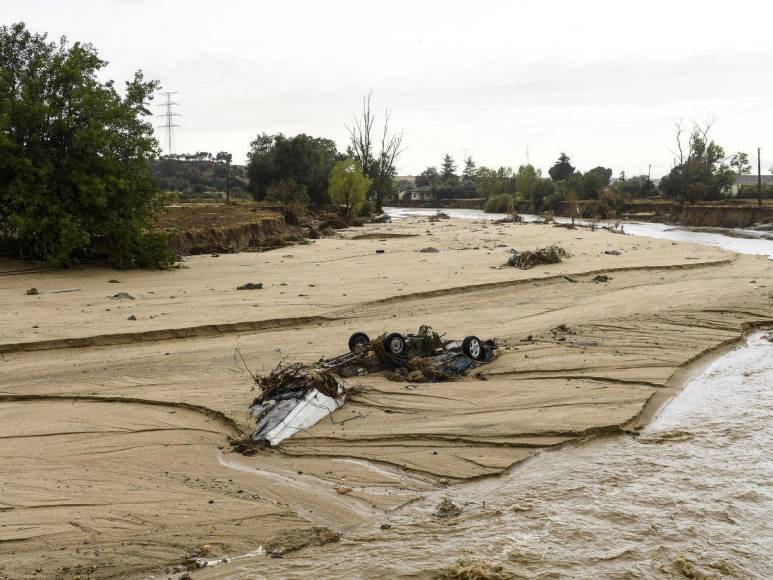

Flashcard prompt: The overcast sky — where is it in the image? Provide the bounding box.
[5,0,773,177]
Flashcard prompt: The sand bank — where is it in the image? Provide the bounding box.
[1,217,771,577]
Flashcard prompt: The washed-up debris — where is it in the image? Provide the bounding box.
[376,249,385,254]
[111,292,135,300]
[127,315,137,321]
[435,497,462,518]
[419,247,440,253]
[26,287,38,295]
[604,222,626,235]
[428,211,451,221]
[108,279,120,283]
[437,558,512,580]
[505,246,570,269]
[237,282,263,290]
[494,213,524,224]
[371,214,392,223]
[564,276,577,283]
[551,324,575,341]
[593,275,610,283]
[244,326,497,449]
[604,249,621,255]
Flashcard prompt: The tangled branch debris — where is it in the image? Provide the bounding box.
[255,362,341,402]
[505,246,570,269]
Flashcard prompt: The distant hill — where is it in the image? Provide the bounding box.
[150,157,250,201]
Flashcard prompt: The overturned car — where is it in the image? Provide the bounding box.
[248,326,497,447]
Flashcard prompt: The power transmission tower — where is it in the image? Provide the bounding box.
[157,92,180,155]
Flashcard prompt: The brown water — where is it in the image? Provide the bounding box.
[199,332,773,579]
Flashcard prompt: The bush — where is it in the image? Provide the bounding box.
[484,193,514,213]
[505,246,570,269]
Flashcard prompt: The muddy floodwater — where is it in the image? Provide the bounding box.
[202,332,772,579]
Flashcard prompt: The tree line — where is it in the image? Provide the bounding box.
[1,22,768,268]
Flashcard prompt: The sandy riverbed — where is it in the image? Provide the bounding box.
[1,217,771,578]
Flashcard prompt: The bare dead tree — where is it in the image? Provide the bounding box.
[374,107,404,210]
[670,118,715,204]
[346,91,375,177]
[346,92,405,211]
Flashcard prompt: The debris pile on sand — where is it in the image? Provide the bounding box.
[493,213,524,224]
[236,282,263,290]
[248,363,346,447]
[239,326,497,450]
[436,558,513,580]
[505,246,569,269]
[111,292,135,300]
[435,497,462,518]
[25,287,38,295]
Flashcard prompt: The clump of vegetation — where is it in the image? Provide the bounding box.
[505,246,570,269]
[328,159,369,220]
[0,23,175,268]
[484,193,514,213]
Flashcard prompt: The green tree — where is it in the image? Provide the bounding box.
[329,159,369,218]
[474,166,500,197]
[580,166,612,199]
[415,166,439,187]
[246,133,340,204]
[266,177,309,208]
[462,157,477,183]
[0,22,174,268]
[440,154,458,184]
[548,152,575,182]
[616,174,657,198]
[515,164,540,202]
[660,122,737,203]
[530,178,556,212]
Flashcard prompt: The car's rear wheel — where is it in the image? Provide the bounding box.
[462,336,483,360]
[348,332,371,353]
[384,333,407,356]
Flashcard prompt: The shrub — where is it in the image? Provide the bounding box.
[484,193,514,213]
[505,246,570,269]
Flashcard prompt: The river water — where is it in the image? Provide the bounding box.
[383,207,773,258]
[201,211,773,579]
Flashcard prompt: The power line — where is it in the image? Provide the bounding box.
[157,92,180,155]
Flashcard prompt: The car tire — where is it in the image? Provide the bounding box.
[462,336,483,360]
[384,333,407,356]
[348,332,371,353]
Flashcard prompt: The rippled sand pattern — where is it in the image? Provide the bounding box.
[202,333,773,579]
